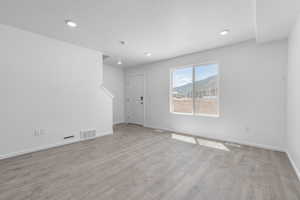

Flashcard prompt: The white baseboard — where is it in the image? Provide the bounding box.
[97,130,113,137]
[286,151,300,182]
[113,121,126,125]
[0,130,113,160]
[145,125,284,152]
[223,139,284,152]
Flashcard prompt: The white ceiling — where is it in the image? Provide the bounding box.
[0,0,299,67]
[256,0,300,43]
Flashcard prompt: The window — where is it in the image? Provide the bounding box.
[170,63,219,116]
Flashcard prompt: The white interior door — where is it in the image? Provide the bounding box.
[126,74,145,125]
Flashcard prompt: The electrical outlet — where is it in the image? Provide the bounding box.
[34,129,45,136]
[34,129,39,136]
[245,127,250,133]
[40,129,45,135]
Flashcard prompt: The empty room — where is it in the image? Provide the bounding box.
[0,0,300,199]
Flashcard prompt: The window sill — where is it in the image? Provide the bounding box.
[170,112,220,118]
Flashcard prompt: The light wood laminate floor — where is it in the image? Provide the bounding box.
[0,124,299,200]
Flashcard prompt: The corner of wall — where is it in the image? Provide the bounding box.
[287,151,300,182]
[285,14,300,182]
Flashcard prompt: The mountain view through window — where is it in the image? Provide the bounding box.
[171,64,219,116]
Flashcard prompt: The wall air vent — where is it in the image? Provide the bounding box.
[80,130,97,140]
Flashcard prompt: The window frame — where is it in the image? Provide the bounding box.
[169,62,220,118]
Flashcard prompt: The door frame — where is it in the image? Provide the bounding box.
[125,72,146,126]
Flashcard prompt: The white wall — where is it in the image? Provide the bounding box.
[0,24,113,158]
[286,15,300,179]
[126,40,287,151]
[103,64,125,124]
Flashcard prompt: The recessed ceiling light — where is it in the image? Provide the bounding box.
[220,29,229,36]
[117,60,122,65]
[144,52,152,57]
[65,20,77,28]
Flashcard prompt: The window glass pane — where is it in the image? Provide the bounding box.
[171,67,193,113]
[194,64,218,115]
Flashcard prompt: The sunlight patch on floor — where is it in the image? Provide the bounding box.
[171,133,230,151]
[224,142,241,148]
[197,138,230,151]
[171,134,197,144]
[153,129,165,133]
